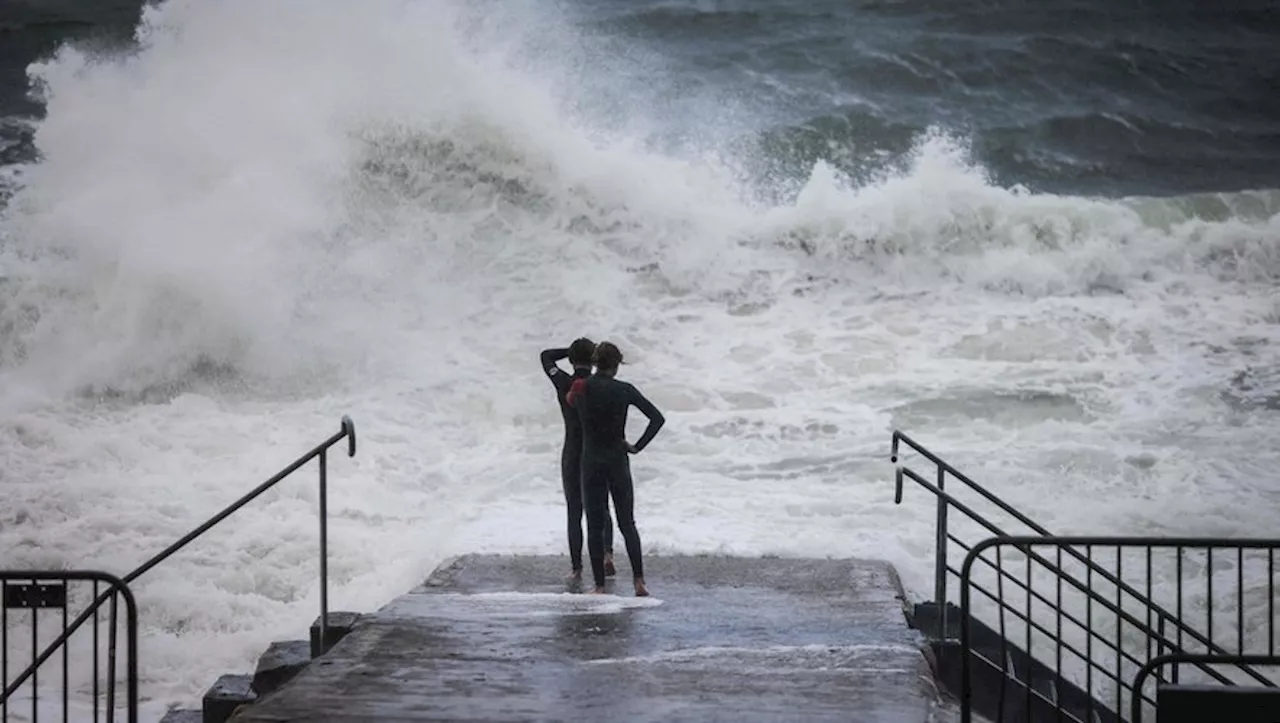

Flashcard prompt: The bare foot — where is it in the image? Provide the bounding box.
[634,578,649,597]
[589,586,607,595]
[567,569,582,582]
[604,554,616,577]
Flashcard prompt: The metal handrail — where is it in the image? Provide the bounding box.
[896,465,1234,690]
[891,430,1274,689]
[0,570,139,722]
[959,536,1280,723]
[1130,653,1280,723]
[2,416,356,704]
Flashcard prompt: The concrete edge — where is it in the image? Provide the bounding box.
[870,560,958,718]
[420,554,466,589]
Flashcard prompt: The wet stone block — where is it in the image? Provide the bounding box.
[310,611,361,657]
[252,640,312,697]
[203,673,256,723]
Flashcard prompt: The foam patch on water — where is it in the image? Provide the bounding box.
[382,591,665,619]
[582,642,921,672]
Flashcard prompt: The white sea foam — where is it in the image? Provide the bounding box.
[0,0,1277,719]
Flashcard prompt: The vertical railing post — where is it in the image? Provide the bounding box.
[936,464,949,639]
[319,448,329,653]
[106,590,118,723]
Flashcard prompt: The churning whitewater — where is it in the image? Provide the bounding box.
[1,0,1278,718]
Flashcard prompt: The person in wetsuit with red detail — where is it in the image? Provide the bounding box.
[542,339,615,582]
[566,341,665,597]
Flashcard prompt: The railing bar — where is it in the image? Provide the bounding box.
[1057,544,1064,723]
[905,463,1256,675]
[900,432,1280,704]
[988,542,1251,689]
[126,579,138,723]
[1032,537,1272,686]
[0,574,141,722]
[94,580,99,723]
[31,577,38,723]
[1238,546,1244,657]
[1152,550,1162,685]
[947,557,1131,658]
[963,576,1143,679]
[987,539,1269,688]
[1132,654,1280,723]
[1025,549,1032,720]
[958,544,1162,723]
[2,579,7,722]
[1271,548,1275,658]
[900,438,1279,693]
[945,545,1204,674]
[1207,547,1214,657]
[962,552,1141,721]
[957,543,1263,692]
[1176,545,1183,685]
[996,545,1009,723]
[1086,544,1093,721]
[123,427,350,586]
[893,431,1052,535]
[961,550,973,723]
[899,467,1013,539]
[2,420,356,703]
[969,645,1089,721]
[62,583,69,723]
[106,592,117,723]
[1116,546,1123,717]
[935,463,948,641]
[900,468,1232,659]
[319,448,329,654]
[959,547,1184,667]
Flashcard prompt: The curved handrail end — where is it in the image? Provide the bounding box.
[341,415,357,457]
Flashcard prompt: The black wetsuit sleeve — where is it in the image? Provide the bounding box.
[628,384,665,453]
[541,348,569,383]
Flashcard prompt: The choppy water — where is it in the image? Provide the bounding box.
[0,0,1277,718]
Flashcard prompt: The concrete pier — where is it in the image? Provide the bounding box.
[228,554,951,722]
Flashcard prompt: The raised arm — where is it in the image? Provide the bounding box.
[627,384,665,453]
[541,347,569,380]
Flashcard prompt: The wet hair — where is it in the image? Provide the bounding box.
[568,337,596,367]
[593,341,624,372]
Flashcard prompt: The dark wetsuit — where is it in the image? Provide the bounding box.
[541,348,613,572]
[567,373,665,588]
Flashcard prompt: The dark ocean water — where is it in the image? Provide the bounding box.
[1,0,1278,197]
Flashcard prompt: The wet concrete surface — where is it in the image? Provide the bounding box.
[230,554,950,722]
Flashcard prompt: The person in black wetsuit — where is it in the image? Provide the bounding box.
[566,341,665,596]
[541,339,615,582]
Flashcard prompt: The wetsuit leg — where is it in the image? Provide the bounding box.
[603,487,615,557]
[582,463,612,589]
[561,449,584,572]
[608,456,644,580]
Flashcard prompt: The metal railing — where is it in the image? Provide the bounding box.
[2,415,357,720]
[1130,653,1280,723]
[2,572,137,723]
[890,430,1278,720]
[958,537,1280,723]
